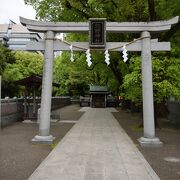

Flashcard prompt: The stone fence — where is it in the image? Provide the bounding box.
[168,100,180,124]
[51,96,71,110]
[0,96,71,128]
[1,98,24,127]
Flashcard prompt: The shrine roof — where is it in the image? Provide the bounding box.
[15,75,59,87]
[89,85,109,94]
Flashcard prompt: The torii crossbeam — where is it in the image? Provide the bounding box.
[19,16,179,147]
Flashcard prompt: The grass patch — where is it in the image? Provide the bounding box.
[129,125,143,132]
[51,140,60,149]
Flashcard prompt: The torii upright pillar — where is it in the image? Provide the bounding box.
[138,31,162,147]
[32,31,55,143]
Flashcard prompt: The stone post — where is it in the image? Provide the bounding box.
[32,31,55,144]
[32,87,36,117]
[138,31,162,147]
[90,95,93,107]
[23,89,28,119]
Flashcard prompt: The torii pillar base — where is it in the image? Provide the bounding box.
[32,135,55,144]
[138,137,163,147]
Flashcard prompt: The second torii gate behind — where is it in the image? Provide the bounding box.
[20,16,178,147]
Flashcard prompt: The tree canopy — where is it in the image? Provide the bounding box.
[22,0,180,104]
[3,51,43,82]
[123,56,180,103]
[0,43,15,75]
[2,51,43,97]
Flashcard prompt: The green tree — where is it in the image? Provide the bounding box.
[122,56,180,103]
[0,43,15,75]
[122,57,142,103]
[2,51,43,97]
[25,0,150,22]
[0,43,16,97]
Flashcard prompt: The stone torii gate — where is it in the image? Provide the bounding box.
[20,16,178,147]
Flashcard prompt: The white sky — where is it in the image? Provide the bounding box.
[0,0,36,24]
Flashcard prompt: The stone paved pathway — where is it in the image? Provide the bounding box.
[28,107,159,180]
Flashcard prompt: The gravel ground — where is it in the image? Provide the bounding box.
[0,104,84,180]
[113,108,180,180]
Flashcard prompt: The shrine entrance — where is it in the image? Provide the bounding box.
[20,16,178,146]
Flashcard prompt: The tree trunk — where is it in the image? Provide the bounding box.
[148,0,156,21]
